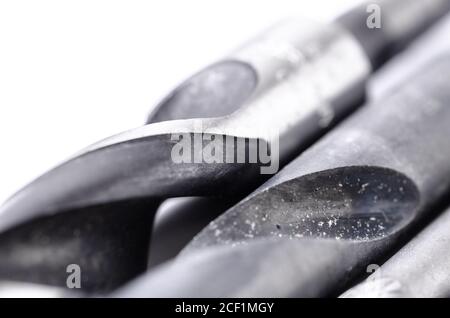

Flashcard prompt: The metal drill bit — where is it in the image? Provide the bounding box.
[0,18,374,232]
[147,197,239,269]
[0,20,369,292]
[340,204,450,298]
[0,0,448,292]
[115,55,450,298]
[148,1,450,268]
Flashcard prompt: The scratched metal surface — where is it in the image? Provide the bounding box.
[0,18,369,293]
[118,56,450,298]
[341,204,450,298]
[1,5,450,298]
[116,15,450,297]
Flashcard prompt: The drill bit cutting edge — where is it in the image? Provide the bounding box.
[116,55,450,297]
[0,0,450,298]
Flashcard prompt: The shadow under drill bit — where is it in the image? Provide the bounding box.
[0,199,160,293]
[148,197,241,269]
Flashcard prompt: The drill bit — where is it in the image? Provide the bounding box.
[340,204,450,298]
[116,55,450,297]
[0,0,448,292]
[149,2,450,268]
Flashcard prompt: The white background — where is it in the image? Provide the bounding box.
[0,0,362,203]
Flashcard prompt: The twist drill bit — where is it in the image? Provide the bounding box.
[340,204,450,298]
[146,0,450,270]
[149,1,450,268]
[0,0,448,292]
[116,55,450,298]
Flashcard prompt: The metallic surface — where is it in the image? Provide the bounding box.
[0,20,369,233]
[338,0,450,68]
[341,205,450,298]
[0,19,370,291]
[148,2,450,269]
[116,56,450,297]
[1,0,449,295]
